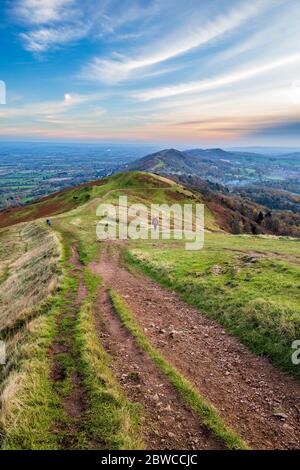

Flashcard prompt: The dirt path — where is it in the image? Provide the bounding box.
[48,245,88,449]
[90,267,224,449]
[90,243,300,450]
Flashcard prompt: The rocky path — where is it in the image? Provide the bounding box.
[90,265,224,450]
[90,243,300,450]
[48,245,88,449]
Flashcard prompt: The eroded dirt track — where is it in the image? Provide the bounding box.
[49,245,88,449]
[90,243,300,450]
[91,273,224,450]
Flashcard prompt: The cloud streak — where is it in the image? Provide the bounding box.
[0,92,105,119]
[5,0,300,145]
[12,0,89,52]
[20,24,89,52]
[13,0,76,25]
[83,0,269,83]
[134,53,300,101]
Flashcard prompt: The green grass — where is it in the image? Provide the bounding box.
[0,294,64,449]
[2,171,299,448]
[77,239,102,266]
[0,232,77,449]
[125,232,300,379]
[109,289,249,450]
[74,269,143,450]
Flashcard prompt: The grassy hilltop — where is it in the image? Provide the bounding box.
[0,172,299,450]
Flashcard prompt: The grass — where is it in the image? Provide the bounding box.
[1,171,299,448]
[0,231,75,449]
[0,172,219,234]
[0,220,65,449]
[0,295,63,449]
[0,222,61,330]
[74,268,143,449]
[77,239,102,266]
[125,232,300,380]
[44,215,143,449]
[0,266,9,286]
[109,288,249,450]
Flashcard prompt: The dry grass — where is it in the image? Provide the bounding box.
[0,222,61,330]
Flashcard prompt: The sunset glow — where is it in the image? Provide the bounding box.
[1,0,300,145]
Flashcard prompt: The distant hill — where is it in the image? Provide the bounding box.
[1,170,299,238]
[124,147,239,179]
[123,150,300,237]
[122,147,300,192]
[125,148,193,173]
[124,147,268,175]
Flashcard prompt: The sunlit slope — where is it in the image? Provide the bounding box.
[0,179,109,229]
[0,172,220,232]
[0,171,219,331]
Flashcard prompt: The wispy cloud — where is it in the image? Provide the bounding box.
[12,0,159,53]
[20,24,89,52]
[134,53,300,101]
[0,92,105,119]
[13,0,77,25]
[82,0,270,84]
[5,0,300,145]
[12,0,88,52]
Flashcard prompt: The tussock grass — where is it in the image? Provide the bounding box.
[0,222,61,330]
[75,268,143,449]
[109,289,249,450]
[0,233,74,450]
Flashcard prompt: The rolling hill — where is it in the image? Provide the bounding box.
[1,168,300,238]
[123,150,300,238]
[123,146,300,195]
[0,171,300,450]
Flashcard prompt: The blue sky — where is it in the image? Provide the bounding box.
[0,0,300,146]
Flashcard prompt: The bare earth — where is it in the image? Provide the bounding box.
[49,246,89,448]
[90,243,300,450]
[93,287,224,450]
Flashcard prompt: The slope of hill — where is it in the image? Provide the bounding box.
[127,149,300,237]
[0,172,218,232]
[125,148,194,173]
[0,221,61,331]
[0,171,300,450]
[0,179,109,229]
[173,174,300,238]
[123,146,300,195]
[236,186,300,214]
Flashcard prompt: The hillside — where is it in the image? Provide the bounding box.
[125,148,200,174]
[0,172,300,450]
[124,147,300,189]
[173,174,300,237]
[0,179,109,229]
[122,149,300,238]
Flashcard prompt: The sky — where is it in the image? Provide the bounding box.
[0,0,300,146]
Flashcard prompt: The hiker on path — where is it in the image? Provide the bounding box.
[152,216,159,231]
